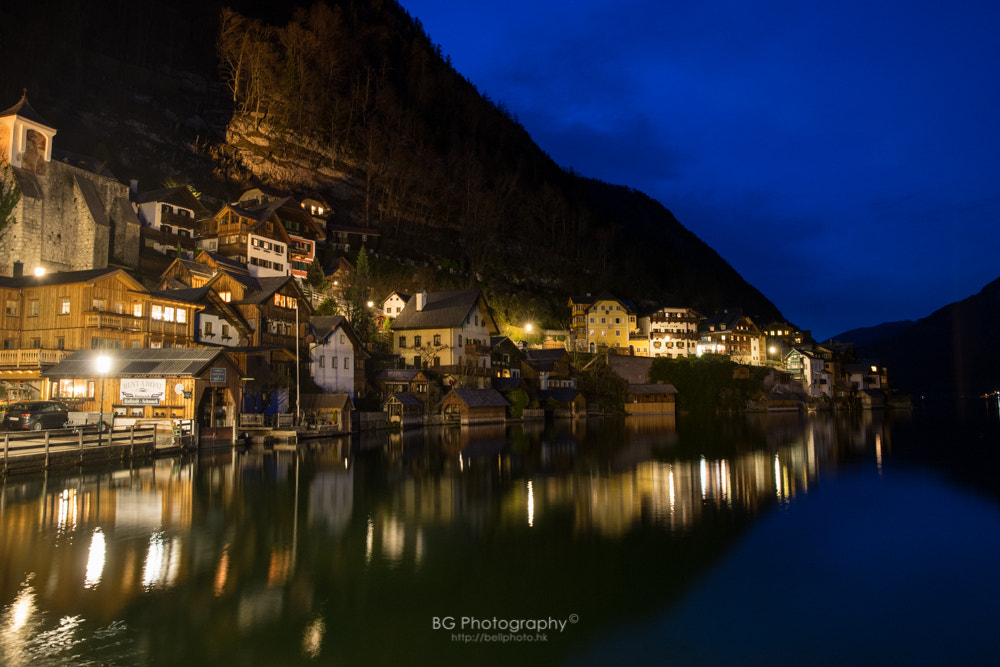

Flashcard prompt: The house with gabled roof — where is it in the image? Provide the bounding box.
[198,199,293,278]
[784,347,832,397]
[490,336,524,379]
[389,290,498,373]
[308,315,368,400]
[132,184,209,257]
[641,305,703,359]
[440,387,508,424]
[699,308,766,366]
[522,348,576,390]
[567,291,638,354]
[0,267,201,399]
[42,347,244,431]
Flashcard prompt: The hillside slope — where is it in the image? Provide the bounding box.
[0,0,783,324]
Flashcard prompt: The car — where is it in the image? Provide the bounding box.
[2,400,70,431]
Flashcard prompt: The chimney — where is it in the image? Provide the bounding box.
[12,261,23,278]
[415,290,427,311]
[130,178,138,194]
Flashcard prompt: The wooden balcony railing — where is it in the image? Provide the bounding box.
[148,319,188,336]
[85,311,145,331]
[0,348,70,369]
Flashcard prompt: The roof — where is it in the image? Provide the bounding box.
[384,393,423,406]
[492,377,525,391]
[443,388,509,408]
[0,92,54,128]
[0,267,137,290]
[309,315,368,356]
[375,369,421,382]
[538,388,585,403]
[391,290,496,332]
[42,348,234,378]
[300,393,353,411]
[12,167,42,199]
[133,186,208,215]
[606,355,654,385]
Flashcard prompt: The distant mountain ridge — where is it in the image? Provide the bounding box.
[829,320,915,348]
[856,276,1000,396]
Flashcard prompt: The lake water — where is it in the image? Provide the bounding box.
[2,402,999,666]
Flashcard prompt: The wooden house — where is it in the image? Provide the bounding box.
[43,347,244,433]
[440,388,508,424]
[300,393,352,431]
[0,268,200,399]
[383,393,424,427]
[538,387,587,418]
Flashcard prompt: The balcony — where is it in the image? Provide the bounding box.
[148,318,188,336]
[141,225,197,249]
[85,311,145,331]
[0,348,70,369]
[464,342,491,356]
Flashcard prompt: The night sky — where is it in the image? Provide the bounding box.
[401,0,1000,340]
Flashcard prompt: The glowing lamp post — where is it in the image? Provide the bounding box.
[95,355,111,447]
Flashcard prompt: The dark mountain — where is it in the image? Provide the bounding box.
[829,320,915,348]
[857,277,1000,397]
[0,0,783,326]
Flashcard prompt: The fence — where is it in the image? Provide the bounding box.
[2,423,174,474]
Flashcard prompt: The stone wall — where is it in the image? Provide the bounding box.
[0,159,135,276]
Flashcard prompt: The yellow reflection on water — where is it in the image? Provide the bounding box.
[56,489,77,534]
[84,529,106,589]
[302,616,325,659]
[527,480,535,528]
[214,546,230,596]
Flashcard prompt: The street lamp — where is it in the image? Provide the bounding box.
[96,354,111,447]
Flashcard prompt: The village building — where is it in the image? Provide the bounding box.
[132,184,209,261]
[0,268,202,402]
[699,308,766,366]
[42,347,244,433]
[440,387,509,424]
[567,291,638,354]
[641,305,704,358]
[521,348,577,390]
[389,289,498,373]
[784,347,832,397]
[308,315,368,400]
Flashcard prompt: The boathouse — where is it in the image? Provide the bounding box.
[440,388,509,424]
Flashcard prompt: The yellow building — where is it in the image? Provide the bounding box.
[567,292,637,353]
[389,290,498,372]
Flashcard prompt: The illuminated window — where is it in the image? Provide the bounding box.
[60,298,71,315]
[151,305,163,320]
[133,303,143,317]
[219,291,232,302]
[177,308,187,323]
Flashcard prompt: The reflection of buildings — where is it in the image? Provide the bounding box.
[362,417,848,542]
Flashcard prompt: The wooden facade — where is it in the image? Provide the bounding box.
[42,348,244,429]
[0,268,200,400]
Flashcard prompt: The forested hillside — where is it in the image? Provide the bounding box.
[1,0,783,325]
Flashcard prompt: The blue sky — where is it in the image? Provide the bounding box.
[401,0,1000,340]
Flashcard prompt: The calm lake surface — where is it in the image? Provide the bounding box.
[3,401,1000,666]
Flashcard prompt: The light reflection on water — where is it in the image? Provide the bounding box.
[0,408,997,665]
